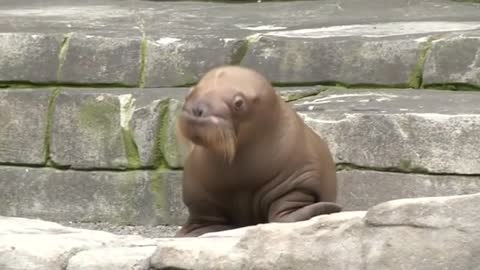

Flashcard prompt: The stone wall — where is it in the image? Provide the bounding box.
[1,0,480,227]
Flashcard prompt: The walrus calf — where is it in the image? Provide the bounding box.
[175,65,341,237]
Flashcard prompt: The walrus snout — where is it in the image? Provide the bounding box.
[183,100,210,118]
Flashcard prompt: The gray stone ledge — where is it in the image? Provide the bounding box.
[338,170,480,211]
[0,1,479,87]
[0,166,186,226]
[2,164,479,227]
[294,88,480,174]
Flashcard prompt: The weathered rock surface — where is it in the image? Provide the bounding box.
[45,87,480,173]
[0,216,160,270]
[151,192,480,270]
[1,193,478,270]
[50,88,189,169]
[0,33,61,83]
[144,36,245,87]
[0,89,52,165]
[0,166,186,226]
[0,0,479,87]
[423,31,480,87]
[3,87,480,227]
[294,88,480,174]
[59,34,143,86]
[338,170,480,211]
[242,33,424,86]
[50,91,129,169]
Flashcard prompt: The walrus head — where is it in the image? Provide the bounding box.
[177,65,280,163]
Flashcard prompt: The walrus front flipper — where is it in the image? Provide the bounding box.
[175,223,235,237]
[269,202,343,223]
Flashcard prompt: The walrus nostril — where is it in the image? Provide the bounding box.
[192,103,206,117]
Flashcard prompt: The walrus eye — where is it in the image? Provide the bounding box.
[232,95,245,111]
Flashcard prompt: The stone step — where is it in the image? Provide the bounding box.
[0,0,479,88]
[1,87,480,225]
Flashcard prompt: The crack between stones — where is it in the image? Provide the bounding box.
[0,81,138,89]
[336,163,480,177]
[0,162,476,177]
[150,99,172,169]
[364,221,443,230]
[0,162,163,172]
[43,88,61,165]
[139,21,148,88]
[424,82,480,91]
[407,36,438,88]
[0,81,478,91]
[57,32,73,82]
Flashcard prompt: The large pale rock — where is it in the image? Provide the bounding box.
[67,246,156,270]
[0,216,156,270]
[423,31,480,87]
[0,166,184,226]
[294,88,480,174]
[0,33,61,83]
[0,193,478,270]
[338,170,480,210]
[59,34,142,86]
[363,193,480,270]
[151,212,366,270]
[0,89,51,165]
[150,193,480,270]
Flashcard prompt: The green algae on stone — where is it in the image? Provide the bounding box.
[78,96,119,132]
[149,99,171,169]
[398,159,429,173]
[424,83,480,91]
[229,39,249,65]
[43,87,61,164]
[408,37,436,89]
[149,168,170,219]
[56,33,73,81]
[119,94,141,169]
[139,32,148,88]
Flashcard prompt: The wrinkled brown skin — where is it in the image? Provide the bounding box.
[175,65,341,237]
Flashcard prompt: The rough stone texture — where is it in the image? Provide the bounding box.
[0,216,158,270]
[59,33,142,86]
[294,88,480,174]
[0,89,52,165]
[131,99,167,168]
[160,98,190,168]
[0,33,61,83]
[144,36,245,87]
[150,193,480,270]
[337,170,480,211]
[67,246,156,270]
[242,35,423,86]
[0,166,184,226]
[49,88,189,169]
[50,91,129,169]
[1,193,479,270]
[423,31,480,86]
